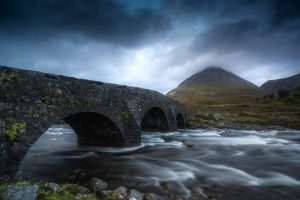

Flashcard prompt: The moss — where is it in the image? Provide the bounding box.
[60,184,78,195]
[66,99,80,106]
[121,111,129,120]
[19,96,29,103]
[0,73,18,84]
[14,181,30,186]
[77,194,97,200]
[1,182,99,200]
[37,185,75,200]
[83,99,93,105]
[105,193,124,200]
[6,122,26,141]
[0,184,8,196]
[41,96,53,105]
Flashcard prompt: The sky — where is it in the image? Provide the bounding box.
[0,0,300,94]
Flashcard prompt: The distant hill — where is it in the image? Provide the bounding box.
[261,73,300,93]
[167,67,266,105]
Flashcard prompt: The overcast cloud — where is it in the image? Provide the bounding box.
[0,0,300,93]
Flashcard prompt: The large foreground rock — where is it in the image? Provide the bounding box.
[2,185,38,200]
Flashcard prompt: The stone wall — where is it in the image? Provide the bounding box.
[0,65,195,181]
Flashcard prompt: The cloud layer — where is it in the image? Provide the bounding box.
[0,0,299,93]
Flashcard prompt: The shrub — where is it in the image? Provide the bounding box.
[263,93,275,100]
[278,89,290,98]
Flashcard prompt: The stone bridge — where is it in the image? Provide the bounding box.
[0,66,194,180]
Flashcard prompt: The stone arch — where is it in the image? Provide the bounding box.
[141,107,169,131]
[176,113,185,129]
[63,112,125,147]
[3,104,137,179]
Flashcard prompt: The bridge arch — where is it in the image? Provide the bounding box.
[176,113,185,129]
[4,104,137,179]
[63,112,124,147]
[141,107,169,132]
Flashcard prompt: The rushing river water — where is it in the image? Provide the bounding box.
[21,124,300,199]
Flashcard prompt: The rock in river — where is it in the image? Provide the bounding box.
[88,177,108,192]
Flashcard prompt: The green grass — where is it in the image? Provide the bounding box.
[175,87,300,129]
[168,84,265,105]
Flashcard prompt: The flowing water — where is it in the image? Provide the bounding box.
[21,124,300,199]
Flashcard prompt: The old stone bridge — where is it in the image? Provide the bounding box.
[0,66,194,179]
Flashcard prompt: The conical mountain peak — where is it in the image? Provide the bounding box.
[179,67,252,87]
[167,67,266,104]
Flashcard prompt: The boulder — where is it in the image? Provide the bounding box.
[128,189,144,200]
[101,190,113,197]
[113,186,127,198]
[87,177,108,192]
[2,185,38,200]
[44,182,59,192]
[78,186,90,194]
[75,193,97,200]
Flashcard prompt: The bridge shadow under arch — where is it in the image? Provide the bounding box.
[141,107,169,132]
[176,113,185,129]
[63,112,125,147]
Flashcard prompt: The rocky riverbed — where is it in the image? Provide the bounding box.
[0,178,214,200]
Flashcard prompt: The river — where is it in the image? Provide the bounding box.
[21,124,300,199]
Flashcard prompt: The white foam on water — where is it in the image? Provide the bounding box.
[45,126,74,135]
[193,135,268,146]
[203,163,262,186]
[261,172,300,186]
[235,130,259,134]
[91,143,146,153]
[278,130,300,134]
[64,151,97,159]
[45,129,65,135]
[187,161,300,187]
[233,150,245,156]
[184,131,222,137]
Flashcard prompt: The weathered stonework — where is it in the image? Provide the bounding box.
[0,65,194,180]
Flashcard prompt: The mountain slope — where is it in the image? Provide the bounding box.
[261,73,300,93]
[167,67,265,104]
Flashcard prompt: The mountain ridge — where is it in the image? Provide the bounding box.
[261,73,300,93]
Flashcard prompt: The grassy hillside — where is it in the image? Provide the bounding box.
[187,88,300,129]
[168,83,264,105]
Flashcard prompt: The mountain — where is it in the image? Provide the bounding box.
[260,73,300,93]
[167,67,266,105]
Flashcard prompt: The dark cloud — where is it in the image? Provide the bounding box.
[0,0,299,93]
[0,0,171,47]
[192,19,260,53]
[271,0,300,31]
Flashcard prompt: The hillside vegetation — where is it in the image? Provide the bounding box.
[190,88,300,129]
[168,67,300,129]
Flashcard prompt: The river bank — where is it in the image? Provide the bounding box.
[189,120,291,131]
[0,179,215,200]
